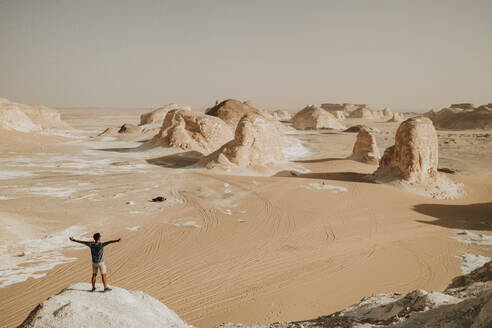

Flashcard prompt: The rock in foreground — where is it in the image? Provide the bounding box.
[215,262,492,328]
[19,283,191,328]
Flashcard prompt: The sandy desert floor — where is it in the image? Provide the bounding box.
[0,108,491,327]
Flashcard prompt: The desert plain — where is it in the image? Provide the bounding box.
[0,101,491,327]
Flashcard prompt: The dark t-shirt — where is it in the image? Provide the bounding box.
[83,241,109,263]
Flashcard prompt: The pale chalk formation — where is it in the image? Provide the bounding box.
[214,261,492,328]
[349,106,375,119]
[374,117,464,199]
[292,105,346,130]
[424,105,492,130]
[332,110,347,120]
[18,283,191,328]
[0,97,71,132]
[201,114,284,169]
[382,107,393,117]
[206,99,268,127]
[271,110,292,121]
[386,112,405,122]
[374,117,438,183]
[152,108,233,154]
[349,127,380,165]
[140,103,190,125]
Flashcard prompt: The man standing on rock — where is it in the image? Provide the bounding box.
[69,233,121,292]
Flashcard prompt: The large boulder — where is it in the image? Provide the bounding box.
[292,105,346,130]
[0,97,71,132]
[152,109,233,154]
[18,283,190,328]
[349,128,380,164]
[205,99,267,127]
[271,110,292,121]
[140,104,190,125]
[201,114,284,169]
[374,117,438,183]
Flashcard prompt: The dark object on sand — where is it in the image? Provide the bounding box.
[438,167,457,174]
[151,196,166,202]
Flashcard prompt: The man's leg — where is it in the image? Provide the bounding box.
[100,263,111,291]
[102,273,108,289]
[91,263,97,291]
[91,274,97,291]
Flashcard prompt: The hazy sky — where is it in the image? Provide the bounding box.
[0,0,491,111]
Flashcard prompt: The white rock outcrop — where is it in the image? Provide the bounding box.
[292,105,346,130]
[0,97,71,132]
[350,128,380,164]
[271,110,292,121]
[214,261,492,328]
[386,112,405,122]
[140,104,190,125]
[374,117,438,183]
[201,114,284,169]
[349,107,375,119]
[206,99,268,127]
[152,108,233,154]
[19,283,190,328]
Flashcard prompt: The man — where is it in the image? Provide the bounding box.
[69,233,121,292]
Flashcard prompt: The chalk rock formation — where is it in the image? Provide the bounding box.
[382,107,393,117]
[118,123,141,134]
[152,109,233,154]
[424,106,492,130]
[332,110,347,120]
[18,283,190,328]
[292,105,346,130]
[215,261,492,328]
[140,104,190,125]
[0,97,71,132]
[201,114,284,169]
[349,106,375,119]
[386,112,405,122]
[320,103,345,112]
[271,110,292,121]
[350,128,380,164]
[206,99,267,127]
[374,117,438,183]
[450,103,475,110]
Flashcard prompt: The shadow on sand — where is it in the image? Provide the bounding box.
[146,151,203,168]
[414,202,492,231]
[274,170,374,184]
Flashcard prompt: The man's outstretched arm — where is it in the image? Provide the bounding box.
[103,238,121,246]
[69,236,90,245]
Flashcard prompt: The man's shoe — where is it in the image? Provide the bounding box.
[91,287,96,292]
[103,287,112,292]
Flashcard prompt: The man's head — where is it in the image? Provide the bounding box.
[93,233,101,242]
